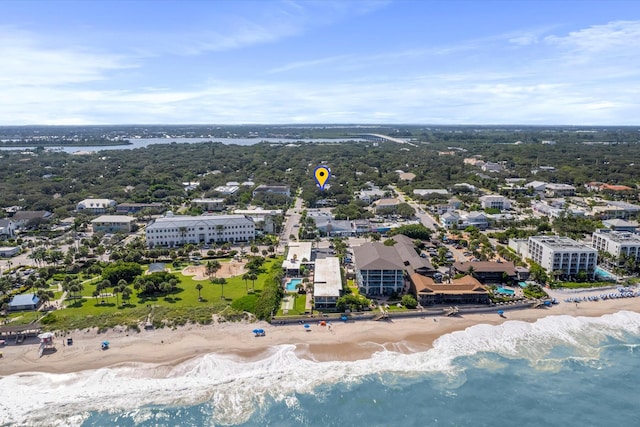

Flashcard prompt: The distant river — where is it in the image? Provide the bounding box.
[0,137,367,154]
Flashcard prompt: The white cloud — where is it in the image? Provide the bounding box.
[0,26,135,87]
[545,20,640,53]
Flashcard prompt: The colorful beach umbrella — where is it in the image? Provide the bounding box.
[303,324,310,329]
[497,310,504,315]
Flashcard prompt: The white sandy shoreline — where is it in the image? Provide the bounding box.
[1,289,639,377]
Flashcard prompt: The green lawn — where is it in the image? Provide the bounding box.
[556,281,617,289]
[276,292,308,316]
[43,257,283,331]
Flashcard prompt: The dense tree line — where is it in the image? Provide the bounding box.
[1,126,640,217]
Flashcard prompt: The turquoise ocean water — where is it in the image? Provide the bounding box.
[2,311,639,426]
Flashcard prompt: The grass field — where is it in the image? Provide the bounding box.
[38,257,283,331]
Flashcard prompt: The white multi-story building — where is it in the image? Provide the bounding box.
[591,229,640,264]
[91,215,136,233]
[545,183,576,197]
[76,198,116,214]
[480,195,511,210]
[145,213,254,248]
[527,236,597,278]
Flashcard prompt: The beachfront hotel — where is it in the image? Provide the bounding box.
[527,236,597,278]
[353,234,433,296]
[409,273,490,306]
[145,213,254,248]
[591,229,640,265]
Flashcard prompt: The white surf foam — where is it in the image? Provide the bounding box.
[2,311,640,426]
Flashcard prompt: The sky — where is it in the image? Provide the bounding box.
[1,0,640,125]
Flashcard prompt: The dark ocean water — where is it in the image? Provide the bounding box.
[2,311,640,427]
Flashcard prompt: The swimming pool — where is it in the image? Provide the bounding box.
[518,282,528,288]
[496,287,515,295]
[285,278,302,292]
[595,266,616,281]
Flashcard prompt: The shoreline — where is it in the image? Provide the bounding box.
[1,289,639,377]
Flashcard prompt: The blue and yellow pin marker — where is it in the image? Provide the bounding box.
[314,166,331,190]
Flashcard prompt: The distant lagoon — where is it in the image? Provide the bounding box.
[0,137,367,154]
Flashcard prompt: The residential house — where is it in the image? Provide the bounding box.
[373,198,401,214]
[0,219,16,239]
[481,162,504,173]
[413,189,449,198]
[585,182,634,193]
[525,181,547,193]
[356,186,386,204]
[91,215,136,233]
[464,212,489,230]
[479,195,511,211]
[213,185,239,195]
[410,274,490,306]
[116,202,165,214]
[11,211,52,228]
[252,184,291,198]
[77,198,116,214]
[313,257,343,309]
[192,198,226,211]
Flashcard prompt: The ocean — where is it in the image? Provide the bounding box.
[2,311,639,426]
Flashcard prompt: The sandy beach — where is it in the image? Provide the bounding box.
[1,287,639,377]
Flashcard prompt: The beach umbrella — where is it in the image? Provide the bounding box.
[102,341,110,346]
[303,324,310,329]
[341,315,348,322]
[252,329,260,334]
[497,310,504,315]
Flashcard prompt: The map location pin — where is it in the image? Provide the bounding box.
[314,165,331,190]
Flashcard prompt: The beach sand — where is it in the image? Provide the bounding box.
[181,260,247,281]
[1,288,638,376]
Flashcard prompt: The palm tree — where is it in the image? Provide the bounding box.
[196,283,203,301]
[206,260,221,278]
[113,285,122,306]
[466,265,476,278]
[242,272,251,292]
[247,273,258,290]
[121,287,132,305]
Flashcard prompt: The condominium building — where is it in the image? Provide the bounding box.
[145,213,254,248]
[313,257,343,309]
[527,236,597,278]
[591,229,640,264]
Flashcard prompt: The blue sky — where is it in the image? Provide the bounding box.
[1,0,640,125]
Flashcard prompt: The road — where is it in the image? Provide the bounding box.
[280,191,304,249]
[391,185,439,231]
